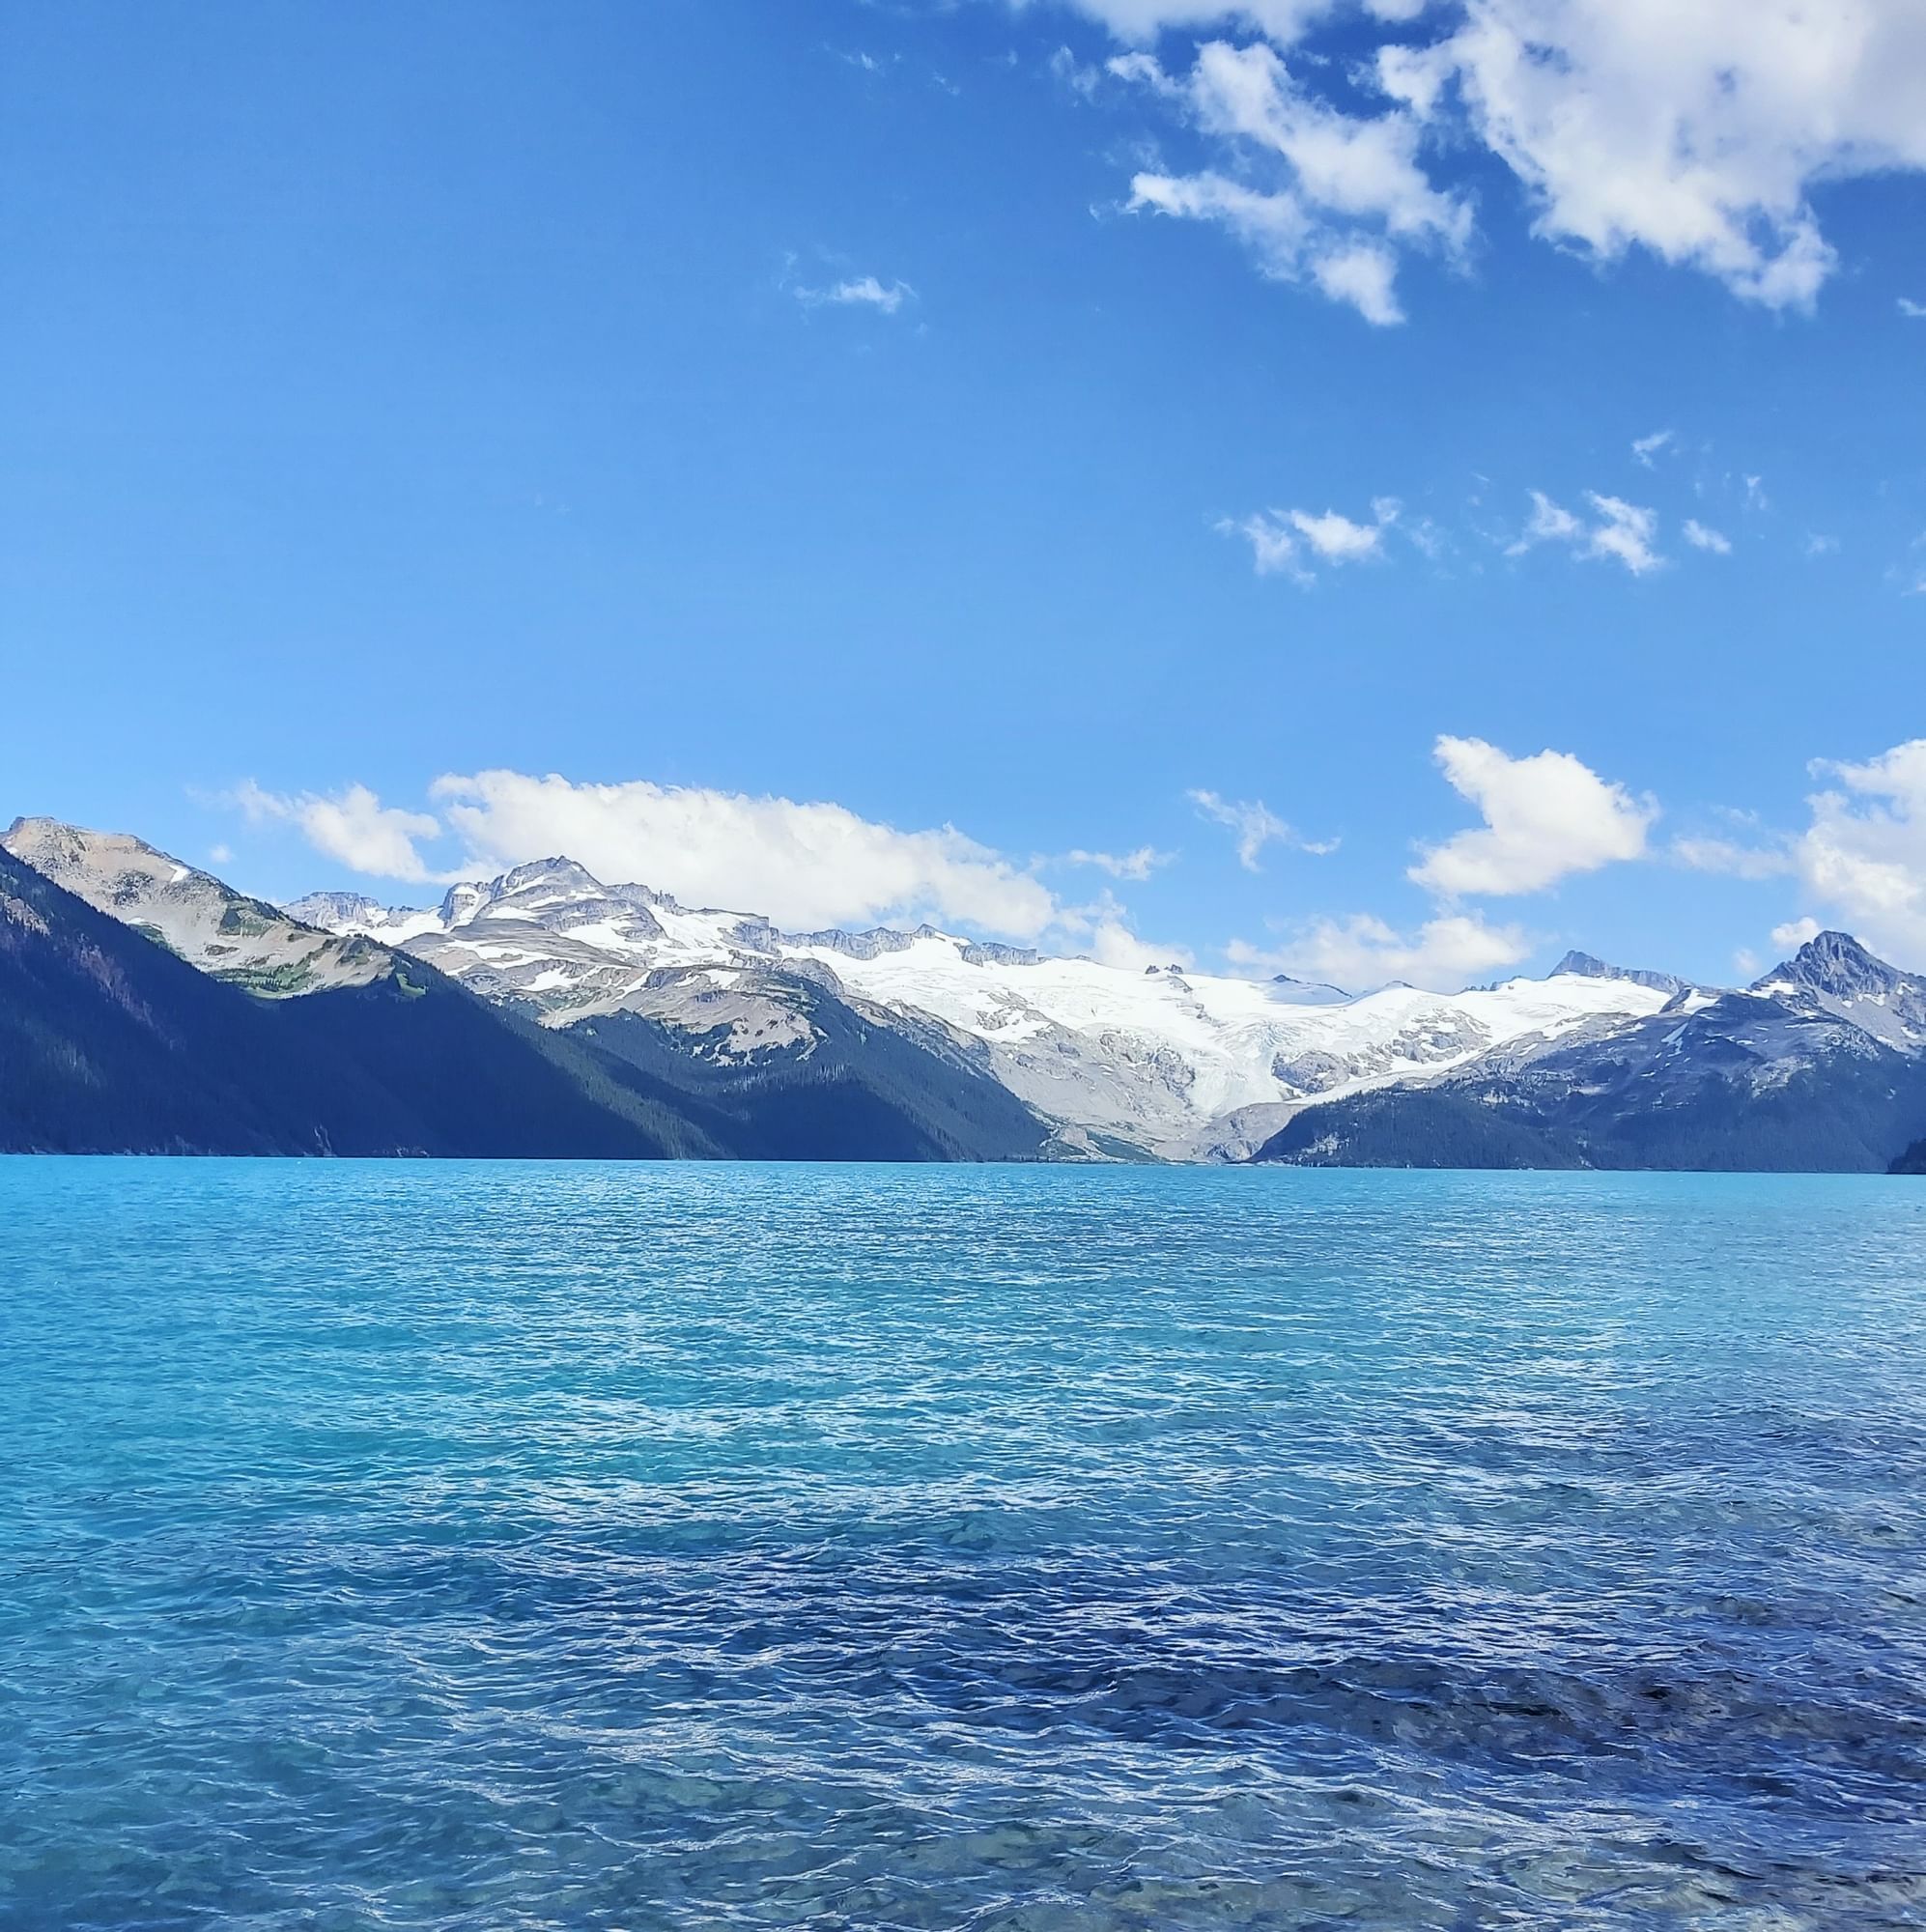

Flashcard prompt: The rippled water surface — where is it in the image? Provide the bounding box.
[2,1160,1924,1931]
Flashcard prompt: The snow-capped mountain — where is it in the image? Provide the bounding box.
[1748,929,1926,1053]
[12,817,1926,1169]
[4,817,392,996]
[1259,930,1926,1173]
[291,855,1683,1158]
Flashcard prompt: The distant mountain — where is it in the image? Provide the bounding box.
[19,814,1926,1171]
[296,855,1675,1158]
[1257,935,1926,1173]
[0,843,717,1157]
[6,826,1056,1163]
[1551,949,1693,999]
[1748,928,1926,1052]
[6,818,390,996]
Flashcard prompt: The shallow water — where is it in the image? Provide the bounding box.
[2,1159,1923,1930]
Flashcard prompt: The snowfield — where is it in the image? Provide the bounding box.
[292,857,1677,1158]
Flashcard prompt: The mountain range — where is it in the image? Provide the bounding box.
[6,813,1926,1170]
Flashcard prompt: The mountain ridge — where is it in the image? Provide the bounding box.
[11,815,1926,1170]
[288,849,1683,1159]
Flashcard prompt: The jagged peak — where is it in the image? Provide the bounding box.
[1757,929,1909,999]
[1552,950,1689,997]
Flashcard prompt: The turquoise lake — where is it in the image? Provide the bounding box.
[1,1159,1922,1930]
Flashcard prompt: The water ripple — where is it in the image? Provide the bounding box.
[1,1160,1923,1930]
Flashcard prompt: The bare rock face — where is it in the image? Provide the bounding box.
[3,818,390,998]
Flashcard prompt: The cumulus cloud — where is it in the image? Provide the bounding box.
[1085,910,1196,971]
[425,771,1068,936]
[1671,741,1926,967]
[1787,740,1926,964]
[1409,735,1657,896]
[1770,916,1821,951]
[1057,0,1926,314]
[1189,789,1336,869]
[1683,519,1732,554]
[238,770,1102,941]
[232,781,443,883]
[1902,297,1926,319]
[1228,909,1532,993]
[1220,497,1399,579]
[1510,490,1662,574]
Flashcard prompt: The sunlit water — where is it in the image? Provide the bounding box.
[2,1160,1923,1931]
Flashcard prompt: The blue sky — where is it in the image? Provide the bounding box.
[5,0,1925,987]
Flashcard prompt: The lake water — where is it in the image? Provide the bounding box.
[2,1159,1923,1931]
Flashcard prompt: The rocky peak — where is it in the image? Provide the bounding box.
[1763,930,1905,1000]
[1553,950,1690,997]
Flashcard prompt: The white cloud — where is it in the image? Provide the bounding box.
[1510,489,1662,573]
[1220,497,1398,578]
[1804,533,1840,557]
[1515,489,1580,547]
[1046,0,1340,40]
[233,781,443,883]
[1409,735,1657,897]
[208,843,234,867]
[1058,0,1926,315]
[1220,507,1314,581]
[1118,38,1470,323]
[1902,297,1926,319]
[1733,947,1760,979]
[1787,740,1926,964]
[1692,742,1926,967]
[1584,495,1663,575]
[241,771,1091,941]
[1683,519,1732,554]
[1671,834,1792,882]
[1189,789,1335,869]
[795,274,915,314]
[1631,429,1674,468]
[425,771,1070,937]
[1228,909,1532,993]
[1063,844,1174,880]
[1087,916,1195,971]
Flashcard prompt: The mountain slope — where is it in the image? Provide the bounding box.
[296,856,1676,1157]
[1256,939,1926,1173]
[0,845,718,1157]
[5,817,389,995]
[7,826,1056,1163]
[568,974,1063,1162]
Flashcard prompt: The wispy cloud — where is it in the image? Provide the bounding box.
[1219,497,1400,582]
[793,273,916,315]
[1631,429,1675,468]
[1683,519,1732,554]
[1057,0,1926,316]
[1062,845,1174,881]
[1510,490,1663,574]
[1188,790,1337,870]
